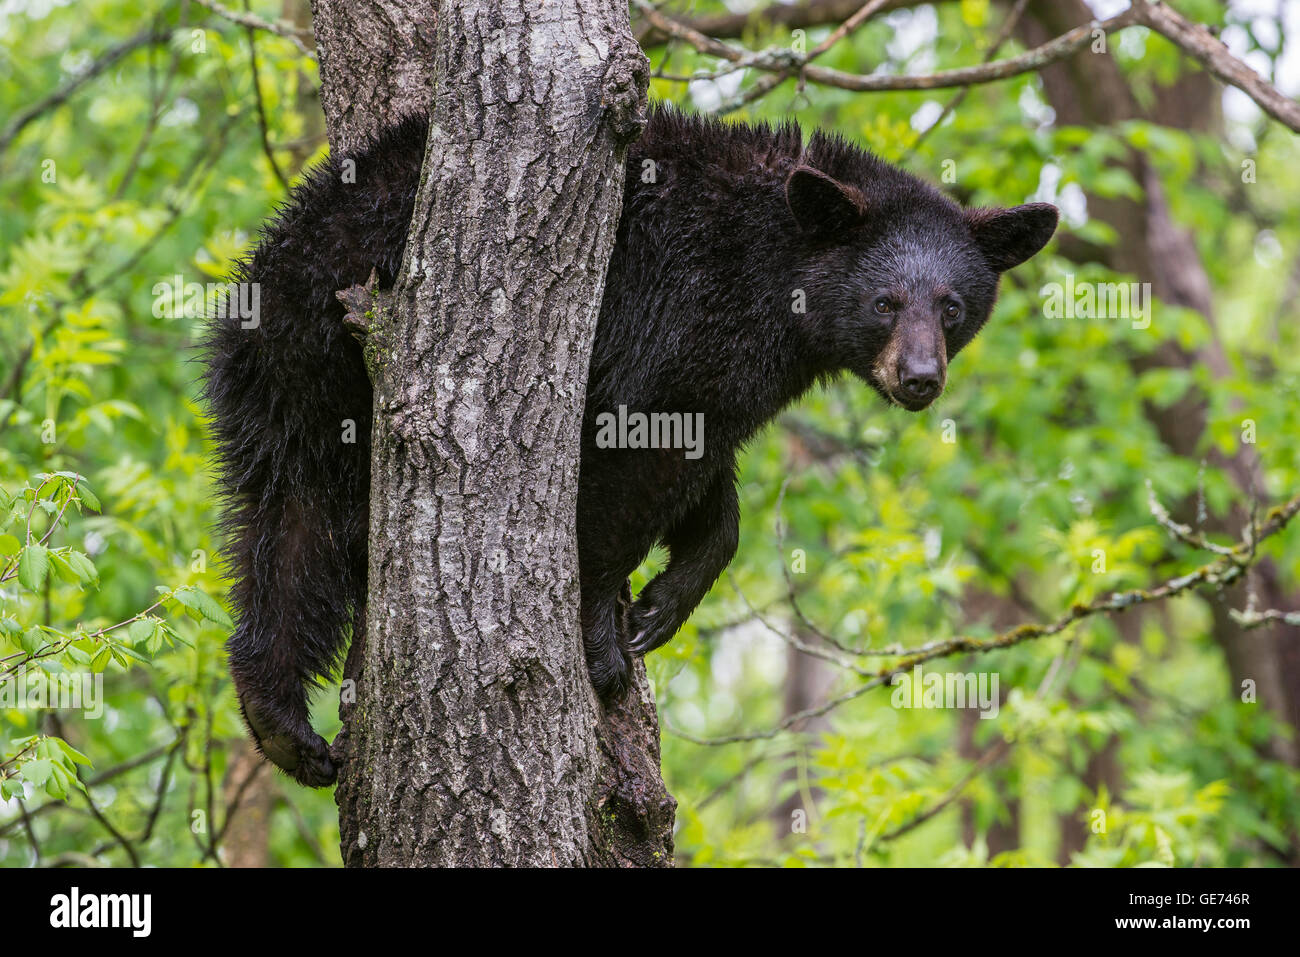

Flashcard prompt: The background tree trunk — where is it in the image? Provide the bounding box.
[308,0,673,866]
[220,747,274,868]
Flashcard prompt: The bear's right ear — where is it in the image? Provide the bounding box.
[786,166,866,239]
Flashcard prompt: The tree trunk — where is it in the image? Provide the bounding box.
[309,0,672,866]
[309,0,438,157]
[772,636,835,839]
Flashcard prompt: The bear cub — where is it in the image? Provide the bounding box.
[203,105,1057,786]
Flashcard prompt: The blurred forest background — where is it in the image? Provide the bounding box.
[1,0,1298,867]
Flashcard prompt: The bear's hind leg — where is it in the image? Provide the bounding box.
[225,493,362,787]
[581,579,634,699]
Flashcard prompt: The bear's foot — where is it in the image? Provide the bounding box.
[242,698,337,788]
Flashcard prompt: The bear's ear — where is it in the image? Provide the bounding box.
[964,203,1059,272]
[786,166,867,238]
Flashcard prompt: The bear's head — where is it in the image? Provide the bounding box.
[785,160,1058,411]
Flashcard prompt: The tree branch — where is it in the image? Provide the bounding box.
[0,25,174,156]
[639,0,1300,135]
[192,0,315,58]
[1135,0,1300,134]
[669,489,1300,746]
[637,0,925,48]
[641,3,1145,95]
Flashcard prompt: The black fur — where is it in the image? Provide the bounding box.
[202,105,1057,786]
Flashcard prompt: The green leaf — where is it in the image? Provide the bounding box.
[20,626,44,656]
[127,618,156,645]
[64,550,98,584]
[48,551,82,584]
[44,765,68,800]
[17,545,49,591]
[175,586,234,629]
[76,482,101,514]
[115,644,151,664]
[52,738,91,767]
[66,645,92,666]
[21,758,52,787]
[195,590,234,629]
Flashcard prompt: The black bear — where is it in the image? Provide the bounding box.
[203,105,1057,786]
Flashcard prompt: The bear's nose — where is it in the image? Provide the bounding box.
[897,357,941,404]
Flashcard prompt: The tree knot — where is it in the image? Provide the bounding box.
[600,34,650,145]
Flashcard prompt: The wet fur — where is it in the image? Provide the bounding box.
[202,105,1056,786]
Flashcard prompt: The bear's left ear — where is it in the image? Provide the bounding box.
[964,203,1059,272]
[786,166,867,238]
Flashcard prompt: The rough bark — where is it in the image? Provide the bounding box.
[309,0,671,866]
[309,0,438,157]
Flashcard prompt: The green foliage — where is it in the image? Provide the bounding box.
[1,0,1297,867]
[648,2,1300,868]
[1,0,339,865]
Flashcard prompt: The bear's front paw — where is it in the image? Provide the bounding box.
[626,599,677,656]
[242,699,337,788]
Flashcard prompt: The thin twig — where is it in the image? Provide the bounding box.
[192,0,315,57]
[243,0,290,190]
[0,25,174,155]
[1231,607,1300,629]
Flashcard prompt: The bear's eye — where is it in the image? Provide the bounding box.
[873,297,893,316]
[942,301,962,324]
